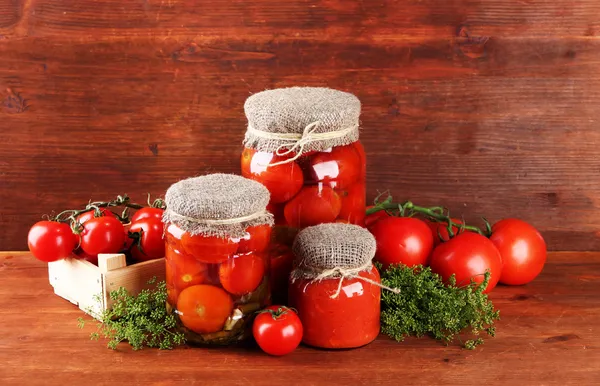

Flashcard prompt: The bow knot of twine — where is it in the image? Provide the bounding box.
[293,260,401,299]
[246,121,358,166]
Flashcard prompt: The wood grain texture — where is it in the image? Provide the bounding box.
[1,0,600,250]
[1,251,599,385]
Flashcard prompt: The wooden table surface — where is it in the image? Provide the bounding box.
[1,252,598,385]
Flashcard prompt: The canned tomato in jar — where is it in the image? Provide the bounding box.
[288,223,387,349]
[162,174,274,346]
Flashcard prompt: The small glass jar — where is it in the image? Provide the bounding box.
[289,265,381,349]
[162,174,273,346]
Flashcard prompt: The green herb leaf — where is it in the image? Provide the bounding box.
[379,264,500,349]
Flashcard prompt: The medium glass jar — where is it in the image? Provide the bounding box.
[289,265,381,349]
[288,223,382,349]
[162,174,274,345]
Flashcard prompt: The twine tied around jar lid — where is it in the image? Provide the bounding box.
[243,87,362,165]
[162,174,274,239]
[291,223,400,299]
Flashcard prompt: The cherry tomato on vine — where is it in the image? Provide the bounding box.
[80,217,126,256]
[429,232,503,293]
[28,221,78,262]
[177,284,233,334]
[130,207,164,223]
[253,306,303,356]
[74,247,98,265]
[129,217,165,262]
[365,206,391,229]
[241,147,304,204]
[369,217,434,269]
[76,208,116,225]
[489,218,547,285]
[219,253,266,295]
[283,186,341,228]
[427,218,465,246]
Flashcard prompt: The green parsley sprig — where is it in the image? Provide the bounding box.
[78,278,185,350]
[379,264,500,349]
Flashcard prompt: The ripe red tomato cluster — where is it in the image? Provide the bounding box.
[367,213,547,292]
[241,143,366,228]
[27,206,166,265]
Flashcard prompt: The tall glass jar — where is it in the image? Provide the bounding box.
[288,223,382,349]
[162,174,274,345]
[241,87,365,302]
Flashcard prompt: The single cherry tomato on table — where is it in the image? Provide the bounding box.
[283,185,341,228]
[429,232,503,293]
[180,232,239,264]
[129,217,165,262]
[219,253,266,296]
[80,217,126,256]
[28,221,78,262]
[237,224,272,254]
[130,207,164,223]
[253,306,303,356]
[241,148,304,204]
[489,218,546,285]
[369,217,434,269]
[177,284,234,334]
[309,144,362,189]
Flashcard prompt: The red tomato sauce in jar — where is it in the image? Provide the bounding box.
[289,265,381,349]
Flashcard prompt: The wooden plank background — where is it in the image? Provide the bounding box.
[1,0,599,251]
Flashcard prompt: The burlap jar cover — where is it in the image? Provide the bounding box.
[291,223,400,298]
[162,173,273,238]
[243,87,361,165]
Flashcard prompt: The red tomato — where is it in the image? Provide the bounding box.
[269,244,295,303]
[76,208,116,225]
[180,232,239,264]
[166,245,209,291]
[369,217,434,269]
[427,219,464,246]
[177,285,233,334]
[131,207,164,223]
[237,224,272,254]
[336,182,366,225]
[219,253,266,295]
[364,206,391,229]
[74,247,98,265]
[266,202,286,226]
[283,185,342,228]
[129,217,165,262]
[490,218,547,285]
[241,147,304,204]
[253,306,303,356]
[429,232,503,293]
[166,285,179,308]
[353,141,367,176]
[28,221,78,263]
[309,144,362,189]
[80,217,126,256]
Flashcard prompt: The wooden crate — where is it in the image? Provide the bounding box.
[48,254,165,320]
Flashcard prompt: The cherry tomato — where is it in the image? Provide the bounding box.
[490,218,547,285]
[269,244,295,304]
[130,207,164,223]
[429,232,503,293]
[427,219,464,246]
[28,221,78,263]
[129,217,165,262]
[219,253,266,295]
[180,232,238,264]
[166,245,209,291]
[76,208,116,225]
[166,285,179,308]
[336,182,366,225]
[80,217,126,256]
[241,147,304,204]
[266,202,286,226]
[364,206,391,229]
[369,217,434,269]
[309,144,362,189]
[237,224,272,254]
[177,284,233,334]
[283,185,341,228]
[253,306,303,356]
[74,247,98,265]
[353,141,367,176]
